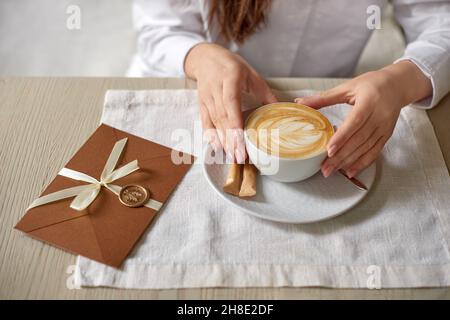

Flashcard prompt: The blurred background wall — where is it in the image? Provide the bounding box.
[0,0,405,77]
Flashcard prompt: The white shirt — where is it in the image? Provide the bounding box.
[130,0,450,109]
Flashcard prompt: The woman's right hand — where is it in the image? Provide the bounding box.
[184,43,277,163]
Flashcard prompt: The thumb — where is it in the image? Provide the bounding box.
[295,86,347,109]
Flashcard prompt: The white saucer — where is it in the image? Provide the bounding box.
[202,145,376,224]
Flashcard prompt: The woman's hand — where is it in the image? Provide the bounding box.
[185,43,277,163]
[295,61,432,178]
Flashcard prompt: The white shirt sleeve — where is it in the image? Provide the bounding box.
[392,0,450,109]
[133,0,206,77]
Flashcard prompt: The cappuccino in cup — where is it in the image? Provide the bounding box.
[244,102,334,182]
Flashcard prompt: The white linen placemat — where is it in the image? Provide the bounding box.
[75,89,450,289]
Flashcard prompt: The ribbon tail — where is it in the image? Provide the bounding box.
[144,199,163,211]
[70,184,102,211]
[59,168,99,184]
[103,160,139,183]
[27,185,93,211]
[100,138,128,181]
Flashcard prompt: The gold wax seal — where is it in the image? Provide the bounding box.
[119,185,150,208]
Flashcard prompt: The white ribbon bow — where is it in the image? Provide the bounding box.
[27,138,162,211]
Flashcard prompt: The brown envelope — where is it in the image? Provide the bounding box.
[15,124,194,268]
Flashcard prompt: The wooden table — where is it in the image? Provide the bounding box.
[1,77,449,299]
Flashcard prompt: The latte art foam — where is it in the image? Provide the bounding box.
[245,103,334,159]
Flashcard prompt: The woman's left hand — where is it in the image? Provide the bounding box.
[295,61,432,178]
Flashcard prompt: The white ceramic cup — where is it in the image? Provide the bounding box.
[244,104,333,183]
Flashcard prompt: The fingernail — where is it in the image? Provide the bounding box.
[294,98,303,104]
[322,165,331,178]
[347,169,356,178]
[328,145,337,157]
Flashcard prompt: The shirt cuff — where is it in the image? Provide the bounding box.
[395,42,450,109]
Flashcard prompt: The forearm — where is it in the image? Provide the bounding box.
[379,61,433,107]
